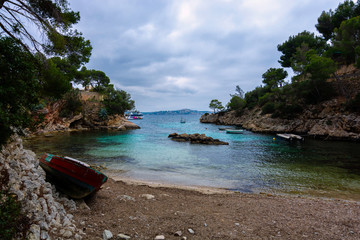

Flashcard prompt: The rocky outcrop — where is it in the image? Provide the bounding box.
[33,92,139,135]
[200,99,360,141]
[168,133,229,145]
[0,135,84,239]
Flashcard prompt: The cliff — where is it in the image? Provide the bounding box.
[32,91,139,135]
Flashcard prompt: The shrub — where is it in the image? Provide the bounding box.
[98,108,108,120]
[261,102,276,114]
[60,89,82,118]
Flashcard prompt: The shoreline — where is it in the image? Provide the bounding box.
[73,176,360,239]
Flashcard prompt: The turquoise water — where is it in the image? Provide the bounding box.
[25,114,360,200]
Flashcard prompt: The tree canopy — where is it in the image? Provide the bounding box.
[209,99,224,113]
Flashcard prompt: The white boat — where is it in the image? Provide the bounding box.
[225,129,244,134]
[276,133,303,141]
[219,127,233,131]
[180,117,186,123]
[125,111,143,120]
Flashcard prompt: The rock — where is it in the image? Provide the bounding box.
[141,194,155,200]
[181,237,187,240]
[116,233,131,239]
[188,228,195,234]
[154,235,165,240]
[168,132,228,145]
[103,229,113,240]
[63,230,73,238]
[174,230,182,236]
[117,195,136,201]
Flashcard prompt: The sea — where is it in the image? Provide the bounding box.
[25,114,360,200]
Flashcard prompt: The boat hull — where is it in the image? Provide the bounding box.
[225,129,244,134]
[39,154,107,199]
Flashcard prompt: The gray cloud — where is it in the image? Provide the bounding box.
[70,0,342,111]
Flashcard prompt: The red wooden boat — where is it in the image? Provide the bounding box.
[39,153,108,199]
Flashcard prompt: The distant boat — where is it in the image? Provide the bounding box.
[125,111,143,120]
[225,129,244,134]
[276,133,304,141]
[219,127,233,131]
[180,117,186,123]
[39,153,108,199]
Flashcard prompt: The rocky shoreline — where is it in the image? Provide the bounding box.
[0,135,85,239]
[200,98,360,141]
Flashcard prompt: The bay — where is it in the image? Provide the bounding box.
[25,114,360,200]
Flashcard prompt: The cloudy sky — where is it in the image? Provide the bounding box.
[70,0,342,112]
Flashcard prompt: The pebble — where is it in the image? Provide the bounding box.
[154,235,165,240]
[141,194,155,200]
[188,228,195,234]
[103,229,113,240]
[117,233,131,239]
[174,230,182,236]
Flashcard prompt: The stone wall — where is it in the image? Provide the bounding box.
[0,136,84,239]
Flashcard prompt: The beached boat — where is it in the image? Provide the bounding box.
[39,153,108,199]
[225,129,244,134]
[125,111,143,120]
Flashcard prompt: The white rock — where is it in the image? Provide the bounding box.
[116,233,131,239]
[103,229,113,240]
[188,228,195,234]
[140,194,155,200]
[63,230,73,238]
[174,231,182,236]
[154,235,165,240]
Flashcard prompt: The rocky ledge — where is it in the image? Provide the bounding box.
[200,99,360,141]
[168,133,229,145]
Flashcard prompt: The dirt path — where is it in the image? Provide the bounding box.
[73,178,360,240]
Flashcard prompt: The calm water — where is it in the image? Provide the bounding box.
[25,114,360,200]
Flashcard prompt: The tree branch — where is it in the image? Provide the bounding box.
[0,21,30,52]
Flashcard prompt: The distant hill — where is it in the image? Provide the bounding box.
[143,109,210,115]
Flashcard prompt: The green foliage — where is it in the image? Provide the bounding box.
[244,86,267,109]
[75,67,111,90]
[98,108,108,120]
[60,89,82,118]
[277,31,327,68]
[261,102,275,114]
[316,0,360,40]
[272,103,303,119]
[103,87,135,115]
[227,96,246,111]
[262,68,288,89]
[333,16,360,66]
[209,99,224,113]
[0,37,39,145]
[39,58,72,99]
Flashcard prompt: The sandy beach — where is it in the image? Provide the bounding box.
[73,177,360,240]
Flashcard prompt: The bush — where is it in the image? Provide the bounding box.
[98,108,108,120]
[261,102,276,114]
[273,103,303,119]
[60,89,82,118]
